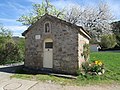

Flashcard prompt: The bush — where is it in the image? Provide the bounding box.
[16,38,25,62]
[115,34,120,47]
[100,34,117,49]
[80,60,105,75]
[82,43,90,61]
[0,41,22,64]
[0,25,25,64]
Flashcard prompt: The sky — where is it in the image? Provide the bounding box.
[0,0,120,37]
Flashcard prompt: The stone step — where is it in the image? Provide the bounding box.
[49,73,77,79]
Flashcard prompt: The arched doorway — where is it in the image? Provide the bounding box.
[43,38,53,68]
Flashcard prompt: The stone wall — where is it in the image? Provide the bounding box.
[78,32,89,68]
[24,17,88,74]
[52,21,79,74]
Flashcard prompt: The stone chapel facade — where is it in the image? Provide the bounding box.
[22,14,91,74]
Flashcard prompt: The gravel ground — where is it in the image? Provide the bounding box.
[29,82,120,90]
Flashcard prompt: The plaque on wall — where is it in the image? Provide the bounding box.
[35,35,41,39]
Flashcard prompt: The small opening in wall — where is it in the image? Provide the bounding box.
[45,23,50,33]
[45,42,53,48]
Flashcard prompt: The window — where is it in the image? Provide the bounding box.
[45,42,53,48]
[45,22,50,33]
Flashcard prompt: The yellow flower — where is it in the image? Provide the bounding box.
[98,62,102,66]
[94,60,102,66]
[95,61,99,65]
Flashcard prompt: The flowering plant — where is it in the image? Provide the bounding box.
[94,60,103,66]
[81,60,105,75]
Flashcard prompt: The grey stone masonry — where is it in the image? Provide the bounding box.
[23,14,90,74]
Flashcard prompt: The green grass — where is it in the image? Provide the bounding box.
[12,52,120,85]
[89,52,120,83]
[11,74,33,80]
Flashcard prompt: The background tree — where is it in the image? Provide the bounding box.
[0,25,12,49]
[17,0,64,26]
[17,1,116,49]
[99,34,117,49]
[13,37,25,61]
[111,21,120,47]
[0,25,25,64]
[64,3,114,42]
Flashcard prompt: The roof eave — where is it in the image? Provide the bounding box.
[79,28,91,40]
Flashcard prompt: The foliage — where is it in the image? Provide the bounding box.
[99,34,117,49]
[0,25,12,37]
[82,43,90,61]
[0,39,22,64]
[17,0,64,25]
[115,34,120,47]
[89,38,98,44]
[0,25,25,64]
[64,2,113,41]
[16,38,25,61]
[0,25,12,47]
[111,21,120,34]
[81,60,104,75]
[111,21,120,47]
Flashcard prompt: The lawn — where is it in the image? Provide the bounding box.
[11,52,120,85]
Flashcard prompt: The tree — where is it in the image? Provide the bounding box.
[0,25,12,49]
[17,0,64,26]
[17,38,25,61]
[111,21,120,47]
[64,3,114,41]
[99,34,117,49]
[0,25,24,64]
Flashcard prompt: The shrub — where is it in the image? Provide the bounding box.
[16,38,25,62]
[115,34,120,47]
[0,26,24,64]
[81,60,105,75]
[82,43,90,61]
[0,38,25,65]
[0,41,22,64]
[100,34,117,49]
